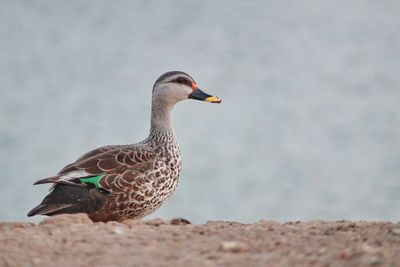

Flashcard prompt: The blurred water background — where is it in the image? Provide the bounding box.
[0,1,399,223]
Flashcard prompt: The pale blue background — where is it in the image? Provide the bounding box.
[1,1,399,223]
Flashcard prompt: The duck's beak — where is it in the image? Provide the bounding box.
[188,88,222,103]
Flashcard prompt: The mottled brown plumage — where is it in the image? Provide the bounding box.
[28,71,221,222]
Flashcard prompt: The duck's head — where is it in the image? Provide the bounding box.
[152,71,221,105]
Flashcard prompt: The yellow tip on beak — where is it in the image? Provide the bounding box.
[205,96,222,103]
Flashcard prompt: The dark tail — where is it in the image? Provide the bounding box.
[27,184,109,217]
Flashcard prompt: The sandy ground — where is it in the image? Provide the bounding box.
[1,214,400,267]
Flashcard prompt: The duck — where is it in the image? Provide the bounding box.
[27,71,221,222]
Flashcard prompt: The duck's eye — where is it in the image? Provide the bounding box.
[176,77,186,84]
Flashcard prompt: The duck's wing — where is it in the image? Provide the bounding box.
[33,145,157,193]
[58,145,124,172]
[75,145,124,162]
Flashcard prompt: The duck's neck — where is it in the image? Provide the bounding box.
[147,99,176,146]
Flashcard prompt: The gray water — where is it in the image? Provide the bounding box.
[1,1,399,223]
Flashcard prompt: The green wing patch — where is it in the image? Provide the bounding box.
[80,175,104,189]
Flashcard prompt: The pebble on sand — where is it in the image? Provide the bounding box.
[221,241,249,253]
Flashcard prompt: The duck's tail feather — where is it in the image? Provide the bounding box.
[27,184,108,217]
[33,176,85,187]
[33,176,60,185]
[27,203,74,217]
